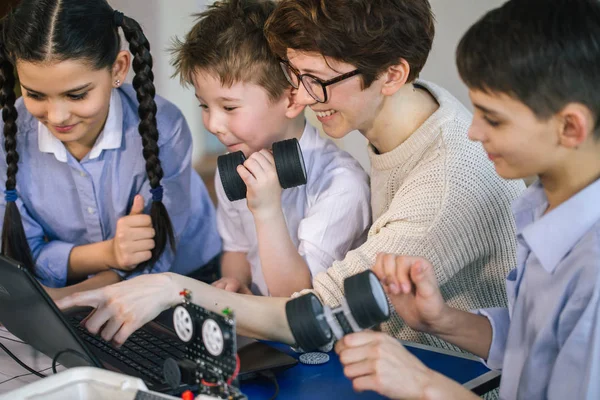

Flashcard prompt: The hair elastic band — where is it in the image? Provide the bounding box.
[150,185,164,202]
[113,10,124,27]
[4,189,17,203]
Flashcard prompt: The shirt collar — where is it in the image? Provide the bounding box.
[38,88,123,162]
[298,119,312,148]
[515,178,600,273]
[297,120,319,174]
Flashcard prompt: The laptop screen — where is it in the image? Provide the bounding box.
[0,255,101,369]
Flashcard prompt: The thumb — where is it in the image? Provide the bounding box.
[409,260,439,299]
[55,290,100,311]
[129,194,145,216]
[236,164,255,185]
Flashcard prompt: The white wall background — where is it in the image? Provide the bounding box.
[424,0,505,108]
[108,0,210,161]
[108,0,506,170]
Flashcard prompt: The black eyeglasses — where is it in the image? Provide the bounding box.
[279,60,361,103]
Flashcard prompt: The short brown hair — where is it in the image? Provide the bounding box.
[265,0,435,87]
[171,0,288,101]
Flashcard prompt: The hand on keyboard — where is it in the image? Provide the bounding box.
[57,274,180,345]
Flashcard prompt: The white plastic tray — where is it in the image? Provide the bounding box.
[0,367,178,400]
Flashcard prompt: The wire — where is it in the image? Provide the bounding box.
[0,342,46,378]
[51,349,93,374]
[227,354,241,385]
[0,335,24,344]
[0,366,54,386]
[200,379,219,387]
[201,354,242,389]
[258,370,279,400]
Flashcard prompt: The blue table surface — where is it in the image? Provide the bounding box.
[240,342,490,399]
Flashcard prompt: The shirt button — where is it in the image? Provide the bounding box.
[79,171,86,177]
[87,207,95,214]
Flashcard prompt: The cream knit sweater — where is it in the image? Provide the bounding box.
[310,80,525,351]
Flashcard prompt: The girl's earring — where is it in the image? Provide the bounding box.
[114,79,121,87]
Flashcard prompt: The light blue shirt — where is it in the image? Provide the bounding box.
[480,179,600,399]
[0,85,221,287]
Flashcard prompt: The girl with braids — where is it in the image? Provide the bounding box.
[0,0,221,298]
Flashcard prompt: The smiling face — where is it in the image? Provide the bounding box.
[467,89,565,180]
[17,59,114,149]
[285,49,385,140]
[192,70,301,157]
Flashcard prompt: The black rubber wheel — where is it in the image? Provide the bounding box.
[285,293,332,351]
[217,151,247,201]
[163,358,197,388]
[163,358,181,390]
[344,270,390,329]
[273,138,307,189]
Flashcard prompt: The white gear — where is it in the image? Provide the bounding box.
[173,305,195,343]
[202,319,224,356]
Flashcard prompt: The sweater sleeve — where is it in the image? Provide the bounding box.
[309,163,449,308]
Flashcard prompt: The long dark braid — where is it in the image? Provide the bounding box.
[0,19,35,271]
[117,13,175,272]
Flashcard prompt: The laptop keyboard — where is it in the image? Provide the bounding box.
[69,315,186,385]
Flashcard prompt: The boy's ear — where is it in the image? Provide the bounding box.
[380,58,410,97]
[284,87,306,119]
[557,103,595,149]
[111,50,131,85]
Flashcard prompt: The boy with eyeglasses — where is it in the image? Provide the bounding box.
[265,0,525,348]
[171,0,371,297]
[278,59,361,104]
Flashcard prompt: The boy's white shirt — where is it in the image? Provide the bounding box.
[215,121,371,296]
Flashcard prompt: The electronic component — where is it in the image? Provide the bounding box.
[166,303,246,400]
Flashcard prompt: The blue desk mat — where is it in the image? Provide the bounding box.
[240,342,490,399]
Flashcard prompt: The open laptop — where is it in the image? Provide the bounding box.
[0,255,297,393]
